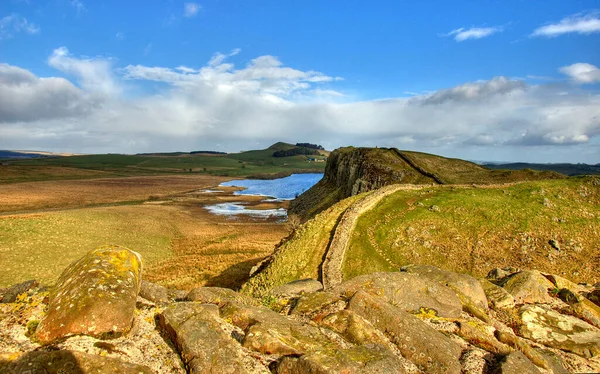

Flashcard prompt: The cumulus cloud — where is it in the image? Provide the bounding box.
[560,63,600,84]
[532,12,600,37]
[443,26,503,42]
[48,47,120,96]
[0,14,40,39]
[0,63,97,122]
[1,48,599,162]
[184,3,201,18]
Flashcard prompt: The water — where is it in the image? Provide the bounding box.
[219,173,323,200]
[205,173,323,218]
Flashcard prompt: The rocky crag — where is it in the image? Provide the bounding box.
[289,147,563,219]
[1,246,600,373]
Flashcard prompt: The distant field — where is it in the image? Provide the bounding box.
[344,177,600,284]
[0,175,227,213]
[1,142,326,184]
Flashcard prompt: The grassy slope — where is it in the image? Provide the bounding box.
[2,142,326,183]
[241,194,363,297]
[344,177,600,284]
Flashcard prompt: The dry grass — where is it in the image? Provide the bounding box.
[0,175,227,213]
[0,165,116,184]
[0,175,289,290]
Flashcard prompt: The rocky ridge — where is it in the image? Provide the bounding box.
[2,247,600,373]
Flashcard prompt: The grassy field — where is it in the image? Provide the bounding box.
[0,174,290,289]
[1,142,326,184]
[344,177,600,284]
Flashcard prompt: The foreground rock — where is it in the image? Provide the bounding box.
[493,351,540,374]
[519,305,600,358]
[500,270,554,304]
[159,303,262,373]
[36,245,142,344]
[333,272,462,318]
[349,290,462,373]
[0,280,39,304]
[0,350,153,374]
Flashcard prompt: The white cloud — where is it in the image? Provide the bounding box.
[70,0,85,13]
[1,48,600,162]
[444,26,503,42]
[116,32,124,40]
[560,63,600,84]
[143,43,152,56]
[48,47,120,97]
[532,12,600,37]
[184,3,201,18]
[0,14,40,39]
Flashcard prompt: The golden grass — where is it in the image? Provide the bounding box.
[0,175,227,213]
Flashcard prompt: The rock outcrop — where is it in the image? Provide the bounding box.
[2,248,600,373]
[35,245,142,344]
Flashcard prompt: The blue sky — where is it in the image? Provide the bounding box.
[1,0,600,162]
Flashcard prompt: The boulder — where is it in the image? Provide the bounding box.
[501,270,554,304]
[139,280,169,305]
[349,290,462,374]
[544,274,589,295]
[519,305,600,358]
[486,267,518,282]
[0,350,152,374]
[534,348,569,374]
[320,310,389,347]
[493,352,540,374]
[333,272,462,318]
[186,287,259,307]
[270,278,324,296]
[159,302,258,374]
[558,288,600,328]
[587,288,600,307]
[0,279,39,303]
[401,265,488,310]
[479,278,515,309]
[36,246,142,344]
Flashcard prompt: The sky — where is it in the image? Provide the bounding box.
[1,1,600,163]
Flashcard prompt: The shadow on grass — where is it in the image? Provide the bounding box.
[204,257,265,290]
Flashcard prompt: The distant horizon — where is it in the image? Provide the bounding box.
[1,1,599,163]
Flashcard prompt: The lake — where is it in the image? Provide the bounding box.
[205,173,323,218]
[220,173,323,200]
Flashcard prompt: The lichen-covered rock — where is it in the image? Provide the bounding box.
[0,280,39,303]
[544,274,589,295]
[333,272,462,318]
[534,348,569,374]
[558,288,600,328]
[319,309,389,347]
[456,320,512,355]
[220,302,398,371]
[270,278,323,296]
[519,305,600,358]
[290,291,343,317]
[501,270,554,304]
[36,246,142,344]
[139,280,169,305]
[401,265,488,310]
[493,351,540,374]
[0,350,153,374]
[159,302,263,374]
[349,290,462,374]
[186,287,259,307]
[480,278,515,309]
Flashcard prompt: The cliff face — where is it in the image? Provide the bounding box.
[289,147,436,219]
[290,146,565,219]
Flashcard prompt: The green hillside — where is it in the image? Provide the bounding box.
[1,142,326,183]
[244,176,600,296]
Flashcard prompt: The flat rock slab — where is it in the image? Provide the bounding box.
[36,245,142,344]
[0,279,39,303]
[159,302,261,374]
[501,270,554,304]
[349,290,462,374]
[519,305,600,358]
[333,272,462,318]
[270,278,323,296]
[401,265,488,311]
[0,350,152,374]
[186,286,259,307]
[493,351,540,374]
